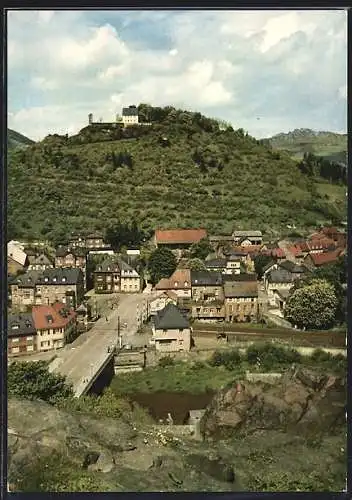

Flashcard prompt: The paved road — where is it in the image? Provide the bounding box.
[50,293,154,395]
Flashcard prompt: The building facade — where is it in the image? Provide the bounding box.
[154,268,192,298]
[8,313,37,357]
[32,302,77,352]
[36,268,84,308]
[152,303,191,352]
[224,280,259,322]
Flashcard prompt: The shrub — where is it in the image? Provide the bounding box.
[159,355,175,368]
[209,349,242,370]
[246,343,301,370]
[310,348,333,363]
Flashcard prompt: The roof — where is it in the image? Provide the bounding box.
[308,249,343,267]
[224,281,258,298]
[155,268,191,290]
[150,290,178,303]
[205,258,227,268]
[268,269,294,284]
[262,260,276,273]
[95,257,120,273]
[279,260,308,274]
[32,302,76,330]
[13,270,42,288]
[155,229,207,245]
[37,268,83,285]
[223,273,257,282]
[287,245,304,257]
[191,271,223,286]
[233,230,262,238]
[307,238,336,251]
[154,303,190,330]
[8,313,36,337]
[56,246,87,258]
[271,248,286,259]
[7,242,27,266]
[28,253,53,266]
[122,106,138,116]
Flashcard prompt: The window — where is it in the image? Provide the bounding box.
[44,277,48,282]
[26,345,34,352]
[62,277,67,283]
[11,337,19,343]
[26,336,33,342]
[12,325,19,330]
[53,277,57,282]
[12,346,20,354]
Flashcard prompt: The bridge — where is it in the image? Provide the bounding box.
[49,293,153,397]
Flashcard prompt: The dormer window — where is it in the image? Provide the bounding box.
[62,277,67,282]
[44,277,48,282]
[107,266,110,271]
[184,281,188,287]
[174,281,178,287]
[12,324,19,330]
[53,277,57,282]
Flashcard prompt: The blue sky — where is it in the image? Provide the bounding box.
[7,9,347,141]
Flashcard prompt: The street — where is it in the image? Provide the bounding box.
[49,292,155,394]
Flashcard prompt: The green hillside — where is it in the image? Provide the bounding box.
[8,129,35,150]
[268,128,347,162]
[7,106,347,244]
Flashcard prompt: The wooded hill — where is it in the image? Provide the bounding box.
[8,129,35,150]
[8,105,346,245]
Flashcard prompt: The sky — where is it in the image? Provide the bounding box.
[7,9,347,141]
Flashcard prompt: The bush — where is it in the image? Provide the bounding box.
[310,348,333,363]
[209,349,242,370]
[159,356,175,368]
[246,343,301,370]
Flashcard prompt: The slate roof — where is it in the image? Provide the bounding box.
[154,303,190,330]
[28,253,53,266]
[37,268,83,285]
[8,313,36,337]
[191,271,223,286]
[205,258,227,268]
[279,260,308,274]
[268,269,294,284]
[14,270,42,288]
[223,273,257,282]
[224,281,258,298]
[122,106,139,116]
[155,229,207,245]
[95,257,120,273]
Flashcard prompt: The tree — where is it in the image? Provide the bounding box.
[8,361,73,404]
[148,247,177,285]
[253,254,273,279]
[190,238,213,260]
[284,279,338,330]
[185,258,207,271]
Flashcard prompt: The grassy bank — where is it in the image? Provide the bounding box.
[110,345,346,396]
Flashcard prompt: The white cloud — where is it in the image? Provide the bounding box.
[7,10,347,140]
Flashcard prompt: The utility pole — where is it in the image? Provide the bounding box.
[117,315,122,349]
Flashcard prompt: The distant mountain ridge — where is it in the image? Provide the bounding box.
[268,128,347,162]
[8,129,35,150]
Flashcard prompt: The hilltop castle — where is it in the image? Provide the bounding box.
[88,105,139,127]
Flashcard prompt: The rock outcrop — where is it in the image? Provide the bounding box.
[200,368,346,439]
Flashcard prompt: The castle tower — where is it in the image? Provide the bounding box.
[88,113,93,125]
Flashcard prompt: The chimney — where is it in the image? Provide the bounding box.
[88,113,93,125]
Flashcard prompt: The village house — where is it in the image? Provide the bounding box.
[191,271,225,322]
[154,268,192,298]
[10,270,42,311]
[36,268,84,309]
[316,226,346,247]
[151,303,191,352]
[55,246,87,270]
[8,313,37,357]
[233,230,263,246]
[153,228,207,255]
[204,257,227,273]
[148,291,178,318]
[68,232,107,250]
[122,105,139,126]
[7,241,28,275]
[224,254,241,275]
[265,268,296,307]
[224,280,259,322]
[94,258,121,293]
[32,302,77,352]
[93,257,141,294]
[27,251,54,271]
[119,259,142,293]
[272,289,290,314]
